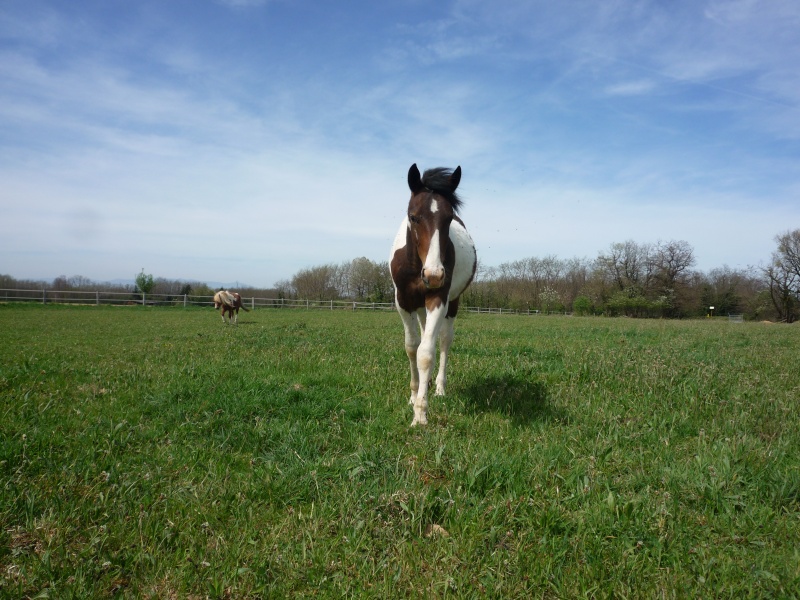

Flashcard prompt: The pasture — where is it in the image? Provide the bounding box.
[1,304,799,598]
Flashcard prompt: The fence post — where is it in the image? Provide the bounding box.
[184,294,187,308]
[42,288,46,305]
[142,292,146,306]
[251,297,254,311]
[96,291,100,306]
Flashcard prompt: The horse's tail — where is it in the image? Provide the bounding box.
[234,293,249,311]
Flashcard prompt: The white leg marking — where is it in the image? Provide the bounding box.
[398,309,421,408]
[435,316,455,396]
[411,303,447,426]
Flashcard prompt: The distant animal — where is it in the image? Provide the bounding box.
[390,164,477,426]
[213,290,249,324]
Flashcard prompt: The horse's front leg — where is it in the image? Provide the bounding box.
[398,309,421,409]
[412,304,446,426]
[435,315,455,396]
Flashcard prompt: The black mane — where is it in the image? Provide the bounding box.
[422,167,463,213]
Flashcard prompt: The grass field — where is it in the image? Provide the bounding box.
[1,304,799,598]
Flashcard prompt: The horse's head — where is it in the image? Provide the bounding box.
[406,163,462,290]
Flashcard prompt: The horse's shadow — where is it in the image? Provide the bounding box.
[459,371,565,427]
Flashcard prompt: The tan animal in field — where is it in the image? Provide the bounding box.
[213,290,249,324]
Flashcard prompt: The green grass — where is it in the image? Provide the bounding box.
[1,304,799,598]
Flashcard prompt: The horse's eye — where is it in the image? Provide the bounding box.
[408,214,418,224]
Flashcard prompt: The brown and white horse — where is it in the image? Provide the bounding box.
[390,164,477,426]
[213,290,249,324]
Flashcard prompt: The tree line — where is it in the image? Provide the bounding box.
[2,229,798,322]
[466,230,798,322]
[275,231,799,322]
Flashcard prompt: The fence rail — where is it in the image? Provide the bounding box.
[0,288,400,311]
[0,288,556,316]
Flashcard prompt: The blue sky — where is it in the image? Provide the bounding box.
[2,0,799,287]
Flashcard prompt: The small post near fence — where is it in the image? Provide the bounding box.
[184,294,188,308]
[42,288,46,305]
[96,291,100,305]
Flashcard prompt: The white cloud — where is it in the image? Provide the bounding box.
[604,79,657,96]
[1,0,798,286]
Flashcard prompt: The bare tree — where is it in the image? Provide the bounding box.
[68,275,93,289]
[653,240,695,290]
[340,257,392,301]
[273,279,293,299]
[765,229,800,322]
[291,264,339,301]
[596,240,653,292]
[777,229,800,283]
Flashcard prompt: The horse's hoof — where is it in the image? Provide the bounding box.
[410,415,428,427]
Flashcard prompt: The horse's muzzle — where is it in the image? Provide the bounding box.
[422,267,445,289]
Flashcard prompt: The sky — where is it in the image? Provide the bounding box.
[1,0,799,288]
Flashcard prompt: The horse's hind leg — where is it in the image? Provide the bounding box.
[435,315,455,396]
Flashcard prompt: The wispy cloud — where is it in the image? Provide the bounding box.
[604,79,657,96]
[1,0,798,284]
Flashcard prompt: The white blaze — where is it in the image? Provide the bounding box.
[423,229,444,279]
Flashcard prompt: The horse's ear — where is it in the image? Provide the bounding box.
[408,163,423,193]
[450,166,462,191]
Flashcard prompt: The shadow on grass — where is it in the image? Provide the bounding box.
[460,372,565,427]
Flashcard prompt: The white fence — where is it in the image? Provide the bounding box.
[0,288,398,311]
[0,287,546,315]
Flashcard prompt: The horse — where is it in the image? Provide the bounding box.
[213,290,249,324]
[390,164,477,426]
